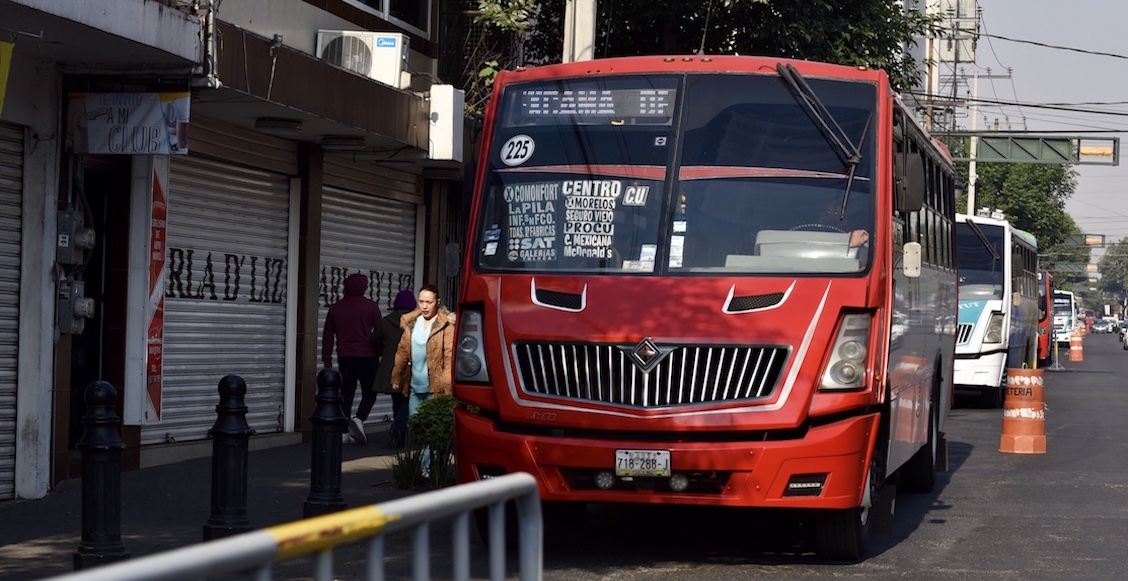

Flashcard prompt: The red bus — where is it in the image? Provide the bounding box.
[1036,270,1054,367]
[452,55,958,560]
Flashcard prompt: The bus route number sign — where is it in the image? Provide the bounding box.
[615,449,671,477]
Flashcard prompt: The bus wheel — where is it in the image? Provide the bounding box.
[899,383,938,493]
[814,506,869,562]
[981,387,1004,408]
[981,370,1005,408]
[813,465,875,561]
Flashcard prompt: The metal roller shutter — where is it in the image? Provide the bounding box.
[0,122,22,499]
[149,156,291,445]
[319,185,418,428]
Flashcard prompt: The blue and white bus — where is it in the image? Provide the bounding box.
[1052,289,1077,345]
[955,213,1039,407]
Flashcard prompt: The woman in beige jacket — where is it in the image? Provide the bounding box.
[390,283,455,416]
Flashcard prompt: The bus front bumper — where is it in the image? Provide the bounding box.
[454,408,879,509]
[953,351,1006,389]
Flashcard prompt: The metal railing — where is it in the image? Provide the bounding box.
[42,472,542,581]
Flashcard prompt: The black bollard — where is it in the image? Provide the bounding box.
[304,368,348,517]
[73,381,130,570]
[203,375,255,541]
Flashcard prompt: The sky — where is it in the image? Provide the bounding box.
[953,1,1128,259]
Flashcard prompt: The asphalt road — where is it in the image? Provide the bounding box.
[526,332,1128,581]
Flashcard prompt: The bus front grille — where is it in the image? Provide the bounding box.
[513,342,788,407]
[956,323,974,344]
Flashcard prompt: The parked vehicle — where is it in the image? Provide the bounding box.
[1092,319,1114,334]
[453,55,958,561]
[1036,271,1053,368]
[954,214,1038,408]
[1053,290,1077,345]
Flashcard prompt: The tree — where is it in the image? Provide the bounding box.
[522,0,937,91]
[464,1,538,115]
[1098,238,1128,309]
[953,159,1087,286]
[958,161,1078,247]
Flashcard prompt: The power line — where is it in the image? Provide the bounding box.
[976,13,1023,128]
[905,92,1128,119]
[979,32,1128,61]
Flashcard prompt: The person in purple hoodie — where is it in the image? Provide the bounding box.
[322,273,382,444]
[374,289,417,448]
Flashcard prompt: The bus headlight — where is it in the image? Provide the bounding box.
[984,313,1004,344]
[820,313,870,391]
[455,307,491,383]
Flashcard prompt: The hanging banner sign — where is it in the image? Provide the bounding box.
[145,164,169,422]
[68,92,190,154]
[0,40,13,119]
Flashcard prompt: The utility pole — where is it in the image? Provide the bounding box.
[968,71,979,214]
[965,68,1012,215]
[920,1,979,133]
[563,0,597,63]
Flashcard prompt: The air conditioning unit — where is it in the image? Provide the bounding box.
[316,30,411,89]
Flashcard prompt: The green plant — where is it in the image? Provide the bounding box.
[463,1,536,115]
[387,395,459,489]
[390,440,427,490]
[408,394,457,452]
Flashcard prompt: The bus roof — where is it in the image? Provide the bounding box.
[956,213,1037,248]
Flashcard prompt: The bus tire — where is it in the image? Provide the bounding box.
[980,387,1004,408]
[813,505,869,562]
[813,462,878,561]
[899,379,938,493]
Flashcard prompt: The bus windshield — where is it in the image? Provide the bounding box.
[474,72,877,275]
[956,222,1005,299]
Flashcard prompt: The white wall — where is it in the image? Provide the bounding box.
[13,56,61,500]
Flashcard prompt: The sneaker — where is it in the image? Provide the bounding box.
[341,433,353,444]
[348,416,367,445]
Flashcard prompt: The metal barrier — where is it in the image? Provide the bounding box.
[41,472,542,581]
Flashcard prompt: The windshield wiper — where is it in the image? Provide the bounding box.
[776,63,870,216]
[964,218,1001,264]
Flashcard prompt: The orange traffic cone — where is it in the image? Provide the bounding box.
[999,368,1046,454]
[1069,333,1083,361]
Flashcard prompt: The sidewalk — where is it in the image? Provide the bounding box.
[0,428,418,580]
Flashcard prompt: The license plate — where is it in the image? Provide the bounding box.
[615,449,671,477]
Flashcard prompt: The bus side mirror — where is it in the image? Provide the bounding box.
[903,242,922,278]
[896,154,925,212]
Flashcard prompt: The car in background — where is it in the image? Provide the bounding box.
[1092,319,1114,334]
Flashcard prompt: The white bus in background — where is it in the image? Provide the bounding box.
[1052,289,1077,345]
[954,213,1039,408]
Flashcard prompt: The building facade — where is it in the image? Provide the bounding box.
[0,0,467,499]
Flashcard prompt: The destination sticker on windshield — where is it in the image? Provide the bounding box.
[505,182,557,261]
[500,134,535,167]
[621,185,650,206]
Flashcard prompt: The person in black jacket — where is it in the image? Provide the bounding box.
[374,289,417,448]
